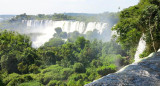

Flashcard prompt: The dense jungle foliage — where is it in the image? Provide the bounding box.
[2,0,160,85]
[113,0,160,58]
[0,30,130,86]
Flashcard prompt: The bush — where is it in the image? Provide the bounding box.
[17,62,28,74]
[43,75,53,85]
[48,80,66,86]
[96,64,117,76]
[60,68,74,80]
[1,54,18,73]
[67,79,84,86]
[73,63,86,73]
[41,65,62,74]
[48,80,57,86]
[88,72,98,81]
[23,75,33,81]
[19,81,43,86]
[44,38,64,47]
[4,74,33,86]
[0,79,4,86]
[28,64,39,73]
[3,73,20,85]
[67,80,77,86]
[90,59,103,68]
[68,73,87,81]
[139,50,150,58]
[76,79,84,86]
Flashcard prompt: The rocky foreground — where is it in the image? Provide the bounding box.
[85,52,160,86]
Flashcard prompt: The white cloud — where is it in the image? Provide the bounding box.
[0,0,139,14]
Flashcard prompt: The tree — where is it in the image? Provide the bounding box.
[38,14,45,18]
[28,64,39,73]
[20,47,38,65]
[75,37,88,49]
[113,0,160,57]
[90,60,103,68]
[0,76,4,86]
[139,4,160,52]
[0,30,34,74]
[73,63,86,73]
[60,32,68,39]
[17,62,28,74]
[44,38,65,47]
[43,51,56,65]
[55,27,62,35]
[1,54,18,73]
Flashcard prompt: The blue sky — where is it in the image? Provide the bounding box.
[0,0,139,15]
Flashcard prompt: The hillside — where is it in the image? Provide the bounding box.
[1,0,160,86]
[85,0,160,85]
[113,0,160,58]
[85,50,160,86]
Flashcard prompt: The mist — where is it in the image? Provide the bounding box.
[0,1,138,85]
[0,13,118,48]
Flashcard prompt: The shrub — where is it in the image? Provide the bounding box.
[1,54,18,73]
[90,59,103,68]
[76,79,84,86]
[28,64,39,73]
[23,75,33,81]
[139,50,150,58]
[43,75,53,85]
[48,80,57,86]
[67,80,77,86]
[96,64,117,76]
[73,63,86,73]
[60,68,74,80]
[17,62,28,74]
[19,81,43,86]
[68,73,88,81]
[4,74,33,86]
[0,79,4,86]
[3,73,20,85]
[88,72,98,81]
[48,80,66,86]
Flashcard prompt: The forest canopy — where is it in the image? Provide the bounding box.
[113,0,160,58]
[0,29,130,86]
[2,0,160,85]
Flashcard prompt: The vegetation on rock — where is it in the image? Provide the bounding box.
[113,0,160,58]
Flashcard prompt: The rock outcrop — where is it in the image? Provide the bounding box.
[85,52,160,86]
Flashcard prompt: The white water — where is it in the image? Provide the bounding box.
[22,20,109,48]
[134,34,146,62]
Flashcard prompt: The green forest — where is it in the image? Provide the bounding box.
[1,0,160,86]
[113,0,160,58]
[0,30,130,86]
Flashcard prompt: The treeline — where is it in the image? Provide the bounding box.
[0,30,130,86]
[0,12,118,31]
[51,27,112,43]
[113,0,160,58]
[9,12,119,24]
[10,13,75,22]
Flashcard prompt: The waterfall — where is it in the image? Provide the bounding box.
[134,34,146,62]
[23,20,108,34]
[22,20,109,48]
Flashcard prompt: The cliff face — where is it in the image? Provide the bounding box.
[85,52,160,86]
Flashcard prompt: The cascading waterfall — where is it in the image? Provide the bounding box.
[134,34,146,62]
[22,20,109,48]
